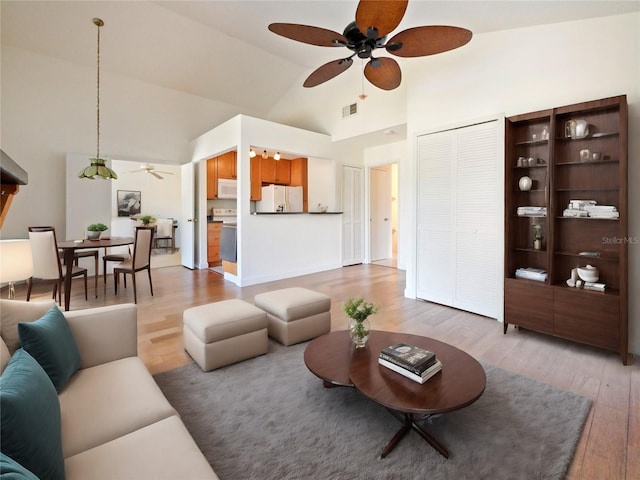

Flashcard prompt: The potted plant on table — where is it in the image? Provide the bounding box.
[343,297,379,349]
[86,223,108,240]
[138,215,156,227]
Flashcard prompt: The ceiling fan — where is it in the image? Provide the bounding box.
[268,0,472,91]
[129,163,174,180]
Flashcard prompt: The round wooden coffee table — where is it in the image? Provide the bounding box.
[304,330,486,459]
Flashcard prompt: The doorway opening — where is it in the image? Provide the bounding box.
[370,163,398,268]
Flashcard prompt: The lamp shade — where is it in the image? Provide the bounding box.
[0,239,33,283]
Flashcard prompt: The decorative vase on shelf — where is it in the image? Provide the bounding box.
[343,297,378,349]
[348,317,370,349]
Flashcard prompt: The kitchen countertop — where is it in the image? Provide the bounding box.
[252,212,343,215]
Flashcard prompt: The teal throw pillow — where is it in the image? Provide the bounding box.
[0,452,39,480]
[0,349,65,480]
[18,304,81,392]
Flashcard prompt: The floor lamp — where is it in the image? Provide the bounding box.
[0,239,33,299]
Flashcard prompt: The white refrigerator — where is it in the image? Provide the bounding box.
[256,185,303,213]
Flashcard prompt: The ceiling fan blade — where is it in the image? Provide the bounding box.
[303,58,353,88]
[356,0,408,38]
[364,57,401,91]
[268,23,346,47]
[155,170,174,175]
[128,169,144,173]
[149,171,163,179]
[387,26,472,57]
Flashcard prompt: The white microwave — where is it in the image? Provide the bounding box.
[217,178,237,199]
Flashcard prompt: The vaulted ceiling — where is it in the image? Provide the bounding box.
[2,0,638,118]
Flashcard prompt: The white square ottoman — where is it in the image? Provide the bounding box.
[183,299,268,371]
[254,287,331,346]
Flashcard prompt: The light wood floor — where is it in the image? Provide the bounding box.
[18,264,639,479]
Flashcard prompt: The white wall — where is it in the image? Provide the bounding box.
[190,115,338,286]
[110,160,181,219]
[0,45,260,240]
[402,13,640,355]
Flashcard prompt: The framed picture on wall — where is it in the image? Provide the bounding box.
[117,190,141,217]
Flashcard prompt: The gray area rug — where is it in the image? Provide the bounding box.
[154,341,591,480]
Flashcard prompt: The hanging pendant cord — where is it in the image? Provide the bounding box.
[94,18,103,161]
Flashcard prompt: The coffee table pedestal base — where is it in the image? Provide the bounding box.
[382,411,449,459]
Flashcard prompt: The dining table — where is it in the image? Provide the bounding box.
[57,236,134,311]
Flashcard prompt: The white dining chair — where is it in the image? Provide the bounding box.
[113,226,154,304]
[153,218,174,253]
[27,226,88,303]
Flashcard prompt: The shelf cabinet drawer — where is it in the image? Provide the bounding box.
[504,278,553,334]
[553,287,619,350]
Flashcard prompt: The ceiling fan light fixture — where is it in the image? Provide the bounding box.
[78,17,117,180]
[274,152,281,161]
[269,0,472,91]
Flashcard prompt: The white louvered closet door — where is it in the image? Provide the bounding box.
[417,121,499,318]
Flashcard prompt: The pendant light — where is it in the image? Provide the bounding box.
[78,18,117,180]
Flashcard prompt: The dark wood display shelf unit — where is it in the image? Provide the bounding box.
[504,95,628,364]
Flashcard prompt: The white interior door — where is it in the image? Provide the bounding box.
[342,165,364,266]
[180,162,195,269]
[370,167,392,262]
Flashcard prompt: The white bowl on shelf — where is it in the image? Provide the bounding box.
[577,266,599,283]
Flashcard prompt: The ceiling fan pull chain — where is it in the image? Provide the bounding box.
[359,59,367,100]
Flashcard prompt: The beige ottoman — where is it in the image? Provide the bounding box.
[254,287,331,346]
[183,299,268,371]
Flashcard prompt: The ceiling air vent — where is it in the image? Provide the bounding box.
[342,102,358,118]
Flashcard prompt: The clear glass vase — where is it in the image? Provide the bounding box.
[348,317,370,348]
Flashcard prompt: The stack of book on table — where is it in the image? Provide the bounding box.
[378,343,442,384]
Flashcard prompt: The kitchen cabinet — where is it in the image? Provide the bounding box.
[290,157,308,212]
[250,157,262,201]
[216,151,237,179]
[261,157,291,185]
[504,95,628,364]
[206,158,217,199]
[207,222,222,265]
[206,151,237,199]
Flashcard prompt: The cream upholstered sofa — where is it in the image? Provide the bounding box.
[0,299,217,480]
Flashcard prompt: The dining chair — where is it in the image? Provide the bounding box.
[113,226,154,304]
[71,249,99,292]
[27,226,88,304]
[153,218,174,253]
[103,246,131,288]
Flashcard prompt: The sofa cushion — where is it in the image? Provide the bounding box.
[64,416,219,480]
[0,299,55,354]
[0,452,39,480]
[58,357,177,458]
[18,305,81,392]
[0,337,10,375]
[0,349,65,480]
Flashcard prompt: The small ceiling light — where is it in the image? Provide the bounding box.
[249,148,256,158]
[78,18,117,180]
[262,150,268,159]
[274,152,281,161]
